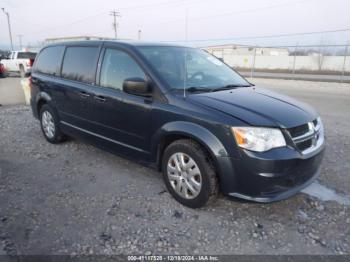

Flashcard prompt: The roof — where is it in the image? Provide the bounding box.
[44,40,185,49]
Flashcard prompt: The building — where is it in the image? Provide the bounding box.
[203,44,290,58]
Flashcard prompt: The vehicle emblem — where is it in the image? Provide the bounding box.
[308,122,315,132]
[308,122,317,146]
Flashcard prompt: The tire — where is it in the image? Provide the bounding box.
[162,139,218,208]
[19,65,25,78]
[39,104,66,144]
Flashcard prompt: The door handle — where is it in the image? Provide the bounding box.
[79,91,90,98]
[94,95,106,102]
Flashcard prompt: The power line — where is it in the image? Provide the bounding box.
[193,0,313,21]
[102,0,315,35]
[118,0,187,11]
[20,0,190,36]
[152,0,314,25]
[27,11,107,36]
[162,27,350,43]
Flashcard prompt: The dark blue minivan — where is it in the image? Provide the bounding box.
[29,41,325,208]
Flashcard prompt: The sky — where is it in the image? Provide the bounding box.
[0,0,350,50]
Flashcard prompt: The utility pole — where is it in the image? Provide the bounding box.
[109,10,121,39]
[292,42,299,75]
[18,34,23,50]
[341,43,348,83]
[250,46,257,80]
[1,8,14,51]
[138,29,142,41]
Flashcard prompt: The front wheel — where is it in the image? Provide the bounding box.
[162,139,218,208]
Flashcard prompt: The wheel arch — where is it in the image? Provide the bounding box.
[35,91,52,117]
[153,121,229,173]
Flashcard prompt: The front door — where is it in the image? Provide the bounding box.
[87,47,153,159]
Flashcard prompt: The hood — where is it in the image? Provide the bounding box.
[188,86,318,128]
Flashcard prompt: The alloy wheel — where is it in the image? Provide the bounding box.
[167,152,202,199]
[41,111,55,139]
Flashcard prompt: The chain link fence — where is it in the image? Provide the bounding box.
[204,44,350,83]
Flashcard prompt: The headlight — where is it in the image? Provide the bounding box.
[231,127,286,152]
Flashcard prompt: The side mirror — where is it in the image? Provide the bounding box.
[123,77,151,96]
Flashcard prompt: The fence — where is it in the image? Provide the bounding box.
[203,44,350,83]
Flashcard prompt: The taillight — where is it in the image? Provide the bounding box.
[27,59,34,67]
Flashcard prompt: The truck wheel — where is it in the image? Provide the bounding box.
[40,104,66,144]
[19,65,25,78]
[162,139,218,208]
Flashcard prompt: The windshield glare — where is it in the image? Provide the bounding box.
[138,46,250,90]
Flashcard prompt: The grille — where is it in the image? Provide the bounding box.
[288,124,309,138]
[287,118,323,154]
[296,139,312,151]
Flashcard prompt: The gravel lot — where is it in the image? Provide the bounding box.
[0,77,350,255]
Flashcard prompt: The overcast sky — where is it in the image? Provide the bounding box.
[0,0,349,49]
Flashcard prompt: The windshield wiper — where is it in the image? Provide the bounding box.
[172,84,254,93]
[210,84,254,92]
[186,86,213,93]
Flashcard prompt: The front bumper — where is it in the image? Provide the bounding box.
[219,143,325,202]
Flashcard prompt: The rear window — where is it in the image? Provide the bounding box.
[61,46,99,84]
[35,46,64,76]
[17,52,37,59]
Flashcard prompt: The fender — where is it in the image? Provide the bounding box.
[151,120,229,161]
[32,91,52,118]
[152,121,237,193]
[35,91,52,104]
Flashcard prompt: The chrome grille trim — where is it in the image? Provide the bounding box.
[301,134,324,155]
[293,130,315,143]
[288,118,324,155]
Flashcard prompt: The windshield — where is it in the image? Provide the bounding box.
[138,46,250,91]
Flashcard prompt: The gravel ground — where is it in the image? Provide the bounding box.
[0,78,350,255]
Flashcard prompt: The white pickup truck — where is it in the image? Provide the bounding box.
[0,51,36,77]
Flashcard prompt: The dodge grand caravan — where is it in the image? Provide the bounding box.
[29,41,325,208]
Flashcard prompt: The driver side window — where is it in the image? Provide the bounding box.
[100,48,146,91]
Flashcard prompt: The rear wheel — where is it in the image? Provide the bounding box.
[40,104,66,144]
[162,139,218,208]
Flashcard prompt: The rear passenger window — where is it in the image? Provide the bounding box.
[100,49,145,90]
[61,47,99,84]
[18,52,36,59]
[35,46,64,76]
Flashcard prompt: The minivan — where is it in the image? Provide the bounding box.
[30,41,325,208]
